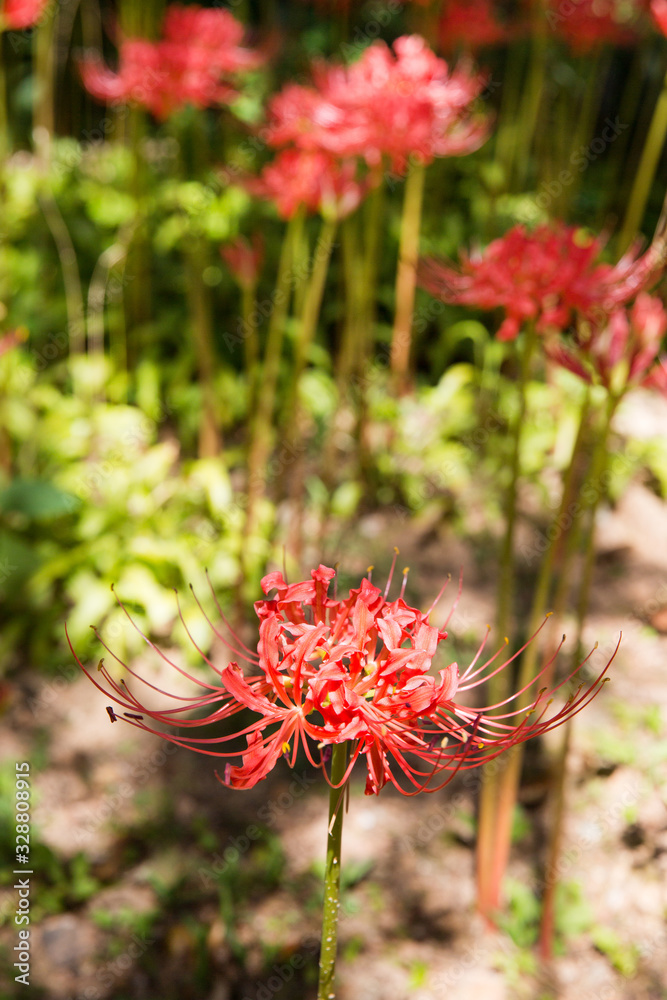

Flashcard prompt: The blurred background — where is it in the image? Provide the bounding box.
[1,0,667,997]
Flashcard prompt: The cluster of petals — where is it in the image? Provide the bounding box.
[265,35,489,175]
[1,0,47,30]
[250,149,368,221]
[80,4,262,120]
[71,561,613,797]
[549,292,667,396]
[545,0,643,52]
[419,222,665,341]
[438,0,516,52]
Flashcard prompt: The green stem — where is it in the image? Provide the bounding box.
[493,42,527,192]
[184,237,221,458]
[390,161,426,393]
[242,212,303,592]
[242,282,259,415]
[554,52,610,218]
[495,327,537,659]
[336,214,363,383]
[0,37,8,160]
[360,178,384,358]
[513,384,593,699]
[480,386,596,918]
[617,67,667,252]
[38,193,86,356]
[33,5,56,142]
[477,325,537,920]
[539,393,618,959]
[317,743,348,1000]
[283,217,337,567]
[286,217,337,431]
[512,27,547,192]
[600,47,645,229]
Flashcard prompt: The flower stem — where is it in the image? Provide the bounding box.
[317,743,348,1000]
[476,325,536,919]
[538,393,618,959]
[184,236,222,458]
[512,25,547,192]
[495,326,537,655]
[390,160,426,393]
[617,67,667,253]
[242,211,303,594]
[283,216,338,565]
[242,282,259,416]
[479,383,591,918]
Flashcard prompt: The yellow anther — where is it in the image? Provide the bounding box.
[367,565,374,574]
[282,742,291,754]
[394,546,400,555]
[403,566,410,575]
[97,658,105,672]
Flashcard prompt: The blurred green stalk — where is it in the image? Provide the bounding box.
[617,67,667,252]
[476,325,537,920]
[242,211,304,593]
[390,160,425,393]
[317,743,348,1000]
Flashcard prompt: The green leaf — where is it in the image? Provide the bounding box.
[0,479,79,521]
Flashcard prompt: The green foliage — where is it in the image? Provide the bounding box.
[0,351,242,671]
[497,878,541,949]
[591,925,640,977]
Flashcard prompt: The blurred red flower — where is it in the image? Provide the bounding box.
[651,0,667,34]
[266,35,489,174]
[220,234,264,289]
[80,4,262,120]
[2,0,47,30]
[70,560,613,797]
[545,0,642,52]
[419,223,665,341]
[250,148,368,220]
[548,292,667,395]
[439,0,515,51]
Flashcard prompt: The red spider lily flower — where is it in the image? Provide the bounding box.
[80,4,262,120]
[651,0,667,34]
[69,558,614,797]
[1,0,47,30]
[547,292,667,396]
[419,223,665,341]
[545,0,643,52]
[249,148,369,221]
[438,0,516,52]
[220,234,264,290]
[265,35,489,175]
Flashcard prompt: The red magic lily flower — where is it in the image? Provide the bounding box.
[80,4,262,120]
[265,35,489,175]
[419,223,664,341]
[545,0,643,52]
[1,0,47,29]
[548,292,667,396]
[438,0,516,52]
[249,148,368,220]
[70,558,613,797]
